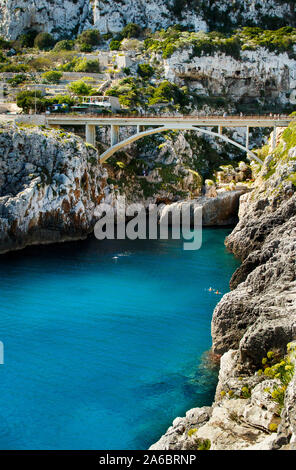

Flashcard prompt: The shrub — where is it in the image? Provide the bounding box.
[42,71,63,84]
[137,63,154,79]
[53,40,75,51]
[122,23,141,39]
[0,63,29,72]
[7,74,27,86]
[196,438,211,451]
[74,58,100,73]
[0,36,12,50]
[67,80,93,96]
[27,56,53,71]
[269,423,278,433]
[44,94,75,110]
[16,90,45,113]
[79,42,93,53]
[0,52,7,63]
[18,29,38,48]
[77,29,100,46]
[34,32,55,51]
[110,40,121,51]
[149,80,188,107]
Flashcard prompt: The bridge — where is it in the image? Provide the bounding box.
[6,114,294,165]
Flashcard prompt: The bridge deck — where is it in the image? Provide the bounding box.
[46,114,293,128]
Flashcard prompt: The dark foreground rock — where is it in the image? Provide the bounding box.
[151,125,296,450]
[0,123,110,254]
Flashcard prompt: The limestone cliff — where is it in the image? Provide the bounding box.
[0,0,294,40]
[150,122,296,450]
[165,48,296,109]
[0,122,110,254]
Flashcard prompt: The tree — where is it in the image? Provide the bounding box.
[109,40,121,51]
[42,71,63,84]
[122,23,141,39]
[74,58,100,73]
[18,29,38,48]
[149,80,188,107]
[137,63,154,79]
[77,29,100,46]
[67,80,93,96]
[53,40,75,51]
[7,74,27,86]
[16,90,45,113]
[34,32,55,51]
[0,36,12,49]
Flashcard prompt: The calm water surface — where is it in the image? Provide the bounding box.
[0,228,240,449]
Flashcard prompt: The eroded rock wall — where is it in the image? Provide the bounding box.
[0,0,294,40]
[150,122,296,451]
[0,123,110,254]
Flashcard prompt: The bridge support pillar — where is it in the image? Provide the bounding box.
[218,125,223,135]
[86,124,96,146]
[111,125,119,146]
[137,125,144,134]
[272,127,277,150]
[246,126,250,150]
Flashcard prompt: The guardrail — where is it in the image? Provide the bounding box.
[46,113,293,120]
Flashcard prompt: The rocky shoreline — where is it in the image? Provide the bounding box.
[1,121,295,450]
[150,126,296,450]
[0,122,250,255]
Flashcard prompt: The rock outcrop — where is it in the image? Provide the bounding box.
[0,0,294,40]
[0,122,110,254]
[150,122,296,450]
[165,48,296,108]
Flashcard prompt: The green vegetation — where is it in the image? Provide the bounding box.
[149,80,189,107]
[109,40,122,51]
[42,71,63,84]
[0,62,29,72]
[67,80,93,96]
[105,76,189,111]
[137,63,154,79]
[240,26,296,54]
[261,121,296,185]
[73,58,100,73]
[257,348,295,411]
[16,90,44,113]
[143,25,296,59]
[77,29,100,51]
[0,36,12,49]
[58,56,100,73]
[196,438,211,451]
[53,40,75,52]
[34,32,55,51]
[187,428,197,437]
[18,29,38,48]
[122,23,142,39]
[7,74,28,86]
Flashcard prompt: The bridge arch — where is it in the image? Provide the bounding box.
[99,124,263,165]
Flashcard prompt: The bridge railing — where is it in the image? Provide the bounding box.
[46,113,293,120]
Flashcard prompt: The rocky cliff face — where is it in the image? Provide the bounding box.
[150,123,296,450]
[0,0,294,40]
[0,122,249,254]
[0,122,110,254]
[165,48,296,109]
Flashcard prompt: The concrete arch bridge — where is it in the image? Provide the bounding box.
[46,115,294,165]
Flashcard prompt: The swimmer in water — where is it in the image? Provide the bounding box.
[215,290,221,295]
[208,287,213,292]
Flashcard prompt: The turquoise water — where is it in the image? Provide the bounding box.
[0,229,239,450]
